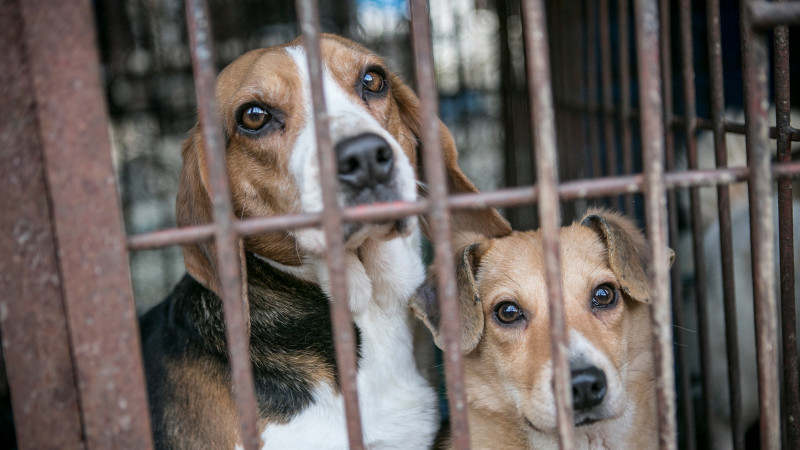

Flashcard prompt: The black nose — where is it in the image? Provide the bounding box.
[571,366,607,411]
[335,133,394,189]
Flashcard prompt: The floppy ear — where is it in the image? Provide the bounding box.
[176,125,237,295]
[410,242,488,354]
[389,73,512,240]
[580,209,674,303]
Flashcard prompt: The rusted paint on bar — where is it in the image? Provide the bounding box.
[740,1,781,447]
[0,1,84,447]
[634,0,677,448]
[705,0,744,447]
[772,4,799,445]
[17,0,154,448]
[294,1,366,448]
[184,1,260,449]
[408,0,470,448]
[521,0,575,448]
[678,3,716,447]
[748,1,800,28]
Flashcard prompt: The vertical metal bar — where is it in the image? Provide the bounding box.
[0,2,84,447]
[705,0,744,447]
[634,0,676,448]
[599,0,619,204]
[184,2,260,449]
[15,0,154,447]
[407,1,470,448]
[586,0,603,179]
[658,1,695,446]
[521,1,575,448]
[618,0,636,213]
[773,2,800,445]
[294,1,365,448]
[678,3,716,448]
[740,2,780,448]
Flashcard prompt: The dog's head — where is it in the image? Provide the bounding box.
[412,209,673,435]
[177,34,510,292]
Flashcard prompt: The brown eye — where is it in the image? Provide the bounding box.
[591,284,617,308]
[362,71,385,93]
[240,105,271,131]
[494,301,523,324]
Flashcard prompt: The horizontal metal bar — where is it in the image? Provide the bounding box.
[126,162,800,251]
[749,1,800,28]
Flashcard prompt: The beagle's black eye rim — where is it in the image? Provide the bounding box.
[359,67,388,99]
[493,301,524,324]
[591,284,618,309]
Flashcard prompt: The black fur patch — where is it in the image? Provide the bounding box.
[140,252,361,441]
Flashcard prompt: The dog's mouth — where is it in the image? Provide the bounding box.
[523,412,609,434]
[342,216,415,244]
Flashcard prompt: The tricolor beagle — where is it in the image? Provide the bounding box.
[139,34,510,449]
[413,210,672,449]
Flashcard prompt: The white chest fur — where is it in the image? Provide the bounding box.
[255,232,439,449]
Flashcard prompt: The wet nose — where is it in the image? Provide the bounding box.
[335,133,394,190]
[571,366,607,410]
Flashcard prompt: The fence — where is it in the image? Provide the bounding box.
[1,0,799,449]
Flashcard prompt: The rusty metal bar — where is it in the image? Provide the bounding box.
[705,0,744,447]
[740,1,780,447]
[521,0,575,448]
[123,160,800,251]
[773,3,799,446]
[748,1,800,28]
[660,0,695,445]
[295,1,366,447]
[0,1,84,447]
[586,0,603,178]
[14,0,154,447]
[678,2,716,448]
[184,1,260,449]
[408,0,470,448]
[635,0,676,448]
[598,0,619,209]
[618,0,636,214]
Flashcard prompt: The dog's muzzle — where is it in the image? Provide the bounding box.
[335,132,410,239]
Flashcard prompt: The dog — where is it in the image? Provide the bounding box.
[139,34,511,449]
[413,210,672,449]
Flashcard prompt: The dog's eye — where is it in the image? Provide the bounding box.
[494,301,523,324]
[239,105,272,131]
[591,284,618,308]
[362,71,385,94]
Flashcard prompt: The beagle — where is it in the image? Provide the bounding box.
[139,34,510,449]
[413,210,672,449]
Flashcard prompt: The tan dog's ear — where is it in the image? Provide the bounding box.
[411,242,488,354]
[581,210,673,303]
[389,73,511,240]
[176,125,227,294]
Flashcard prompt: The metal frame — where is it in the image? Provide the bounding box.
[1,0,799,449]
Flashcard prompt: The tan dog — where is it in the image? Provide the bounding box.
[140,34,510,449]
[413,210,671,449]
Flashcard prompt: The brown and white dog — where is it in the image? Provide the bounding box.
[139,34,510,449]
[413,210,671,449]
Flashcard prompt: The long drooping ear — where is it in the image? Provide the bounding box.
[580,209,674,303]
[175,125,224,294]
[410,242,489,354]
[389,73,512,240]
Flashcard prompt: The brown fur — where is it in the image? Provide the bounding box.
[177,34,511,294]
[414,210,673,449]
